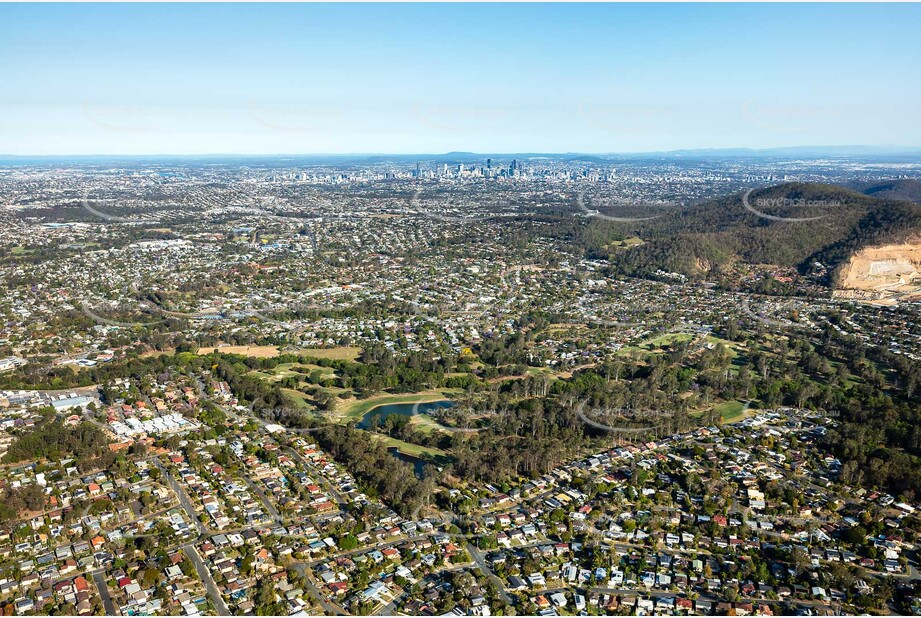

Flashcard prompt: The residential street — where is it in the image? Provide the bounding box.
[91,570,117,616]
[153,459,208,536]
[183,544,231,616]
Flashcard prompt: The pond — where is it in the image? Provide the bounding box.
[389,448,429,478]
[356,400,454,430]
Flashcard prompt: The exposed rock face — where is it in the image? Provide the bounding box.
[834,240,921,305]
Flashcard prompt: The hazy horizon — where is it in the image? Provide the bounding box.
[2,3,920,156]
[3,145,921,160]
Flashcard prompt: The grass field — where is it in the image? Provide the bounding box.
[197,345,283,358]
[299,347,362,361]
[642,332,694,349]
[614,345,647,358]
[704,335,742,356]
[713,400,753,423]
[408,414,449,434]
[280,388,314,410]
[196,345,361,361]
[253,362,336,383]
[608,236,645,248]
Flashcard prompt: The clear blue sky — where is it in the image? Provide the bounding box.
[1,3,919,155]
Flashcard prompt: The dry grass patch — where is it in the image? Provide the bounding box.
[197,345,282,358]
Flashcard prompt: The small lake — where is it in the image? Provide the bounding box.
[389,448,429,478]
[356,400,454,430]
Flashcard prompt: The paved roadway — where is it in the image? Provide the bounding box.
[242,475,284,524]
[374,565,468,616]
[291,562,349,615]
[466,542,515,611]
[153,459,208,536]
[183,544,231,616]
[284,446,348,508]
[91,569,118,616]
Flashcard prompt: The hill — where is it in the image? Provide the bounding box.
[596,183,921,284]
[848,179,921,204]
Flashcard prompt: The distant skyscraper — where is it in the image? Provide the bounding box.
[415,162,422,178]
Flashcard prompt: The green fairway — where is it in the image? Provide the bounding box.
[256,362,336,382]
[714,400,751,423]
[368,433,450,460]
[281,388,314,410]
[643,332,694,349]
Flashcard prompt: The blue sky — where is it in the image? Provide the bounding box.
[1,3,919,155]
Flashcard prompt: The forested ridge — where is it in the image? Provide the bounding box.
[849,178,921,204]
[577,183,921,282]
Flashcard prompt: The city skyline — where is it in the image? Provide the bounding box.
[2,3,920,155]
